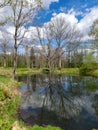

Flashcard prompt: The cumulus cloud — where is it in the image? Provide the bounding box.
[50,7,98,41]
[52,12,57,17]
[50,13,78,26]
[60,7,67,12]
[45,6,98,41]
[77,6,98,38]
[41,0,59,9]
[68,8,83,17]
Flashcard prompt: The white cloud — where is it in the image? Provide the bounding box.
[6,26,15,35]
[44,6,98,41]
[60,7,67,12]
[52,12,57,17]
[50,13,78,26]
[0,5,13,17]
[68,8,83,16]
[52,6,98,41]
[41,0,59,9]
[78,6,98,38]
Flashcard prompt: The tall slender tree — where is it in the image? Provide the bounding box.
[25,45,30,68]
[49,16,82,69]
[90,19,98,39]
[0,30,12,67]
[6,0,41,79]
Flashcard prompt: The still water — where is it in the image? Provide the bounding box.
[18,74,98,130]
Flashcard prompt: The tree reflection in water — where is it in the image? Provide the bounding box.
[18,74,98,129]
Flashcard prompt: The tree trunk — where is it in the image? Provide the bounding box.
[26,56,30,68]
[3,54,6,67]
[12,45,17,80]
[57,45,62,69]
[12,28,18,80]
[58,57,62,69]
[25,45,30,68]
[67,51,71,68]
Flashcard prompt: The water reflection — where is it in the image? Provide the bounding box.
[18,75,98,130]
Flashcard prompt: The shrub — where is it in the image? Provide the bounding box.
[79,63,98,75]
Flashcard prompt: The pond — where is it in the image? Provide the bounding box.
[17,74,98,130]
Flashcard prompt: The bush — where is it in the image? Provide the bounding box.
[79,63,98,75]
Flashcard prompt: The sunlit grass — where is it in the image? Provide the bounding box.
[52,68,79,75]
[32,125,61,130]
[0,77,21,130]
[0,67,80,77]
[0,67,13,76]
[0,75,10,84]
[92,69,98,76]
[16,68,43,76]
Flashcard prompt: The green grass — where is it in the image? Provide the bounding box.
[0,75,10,84]
[0,67,12,76]
[16,68,43,76]
[32,125,61,130]
[52,68,79,75]
[0,67,80,76]
[0,77,21,130]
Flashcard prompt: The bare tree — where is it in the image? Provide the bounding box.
[49,16,82,69]
[0,30,12,67]
[6,0,41,79]
[90,19,98,39]
[48,17,68,69]
[35,17,82,69]
[36,26,56,70]
[25,45,30,68]
[30,47,36,68]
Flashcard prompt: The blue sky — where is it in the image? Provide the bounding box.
[36,0,98,25]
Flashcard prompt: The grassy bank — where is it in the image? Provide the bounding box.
[52,68,79,75]
[0,75,22,130]
[0,67,80,76]
[1,67,98,76]
[0,67,42,76]
[16,67,80,76]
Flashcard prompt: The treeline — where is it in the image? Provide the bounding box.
[0,47,93,69]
